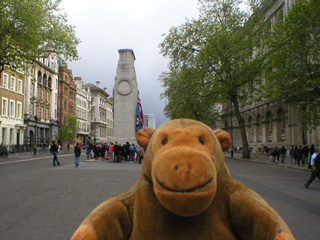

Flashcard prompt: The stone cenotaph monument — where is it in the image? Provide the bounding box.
[112,49,138,144]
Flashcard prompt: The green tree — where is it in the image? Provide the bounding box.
[59,114,78,144]
[160,65,221,128]
[0,0,80,74]
[159,0,265,158]
[264,0,320,129]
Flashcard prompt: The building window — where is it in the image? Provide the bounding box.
[17,79,22,93]
[10,100,15,117]
[17,102,22,119]
[3,74,8,88]
[11,77,16,91]
[2,98,8,116]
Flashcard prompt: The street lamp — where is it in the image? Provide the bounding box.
[231,102,234,158]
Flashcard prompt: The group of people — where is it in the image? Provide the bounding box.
[250,144,316,166]
[85,142,145,164]
[288,144,315,167]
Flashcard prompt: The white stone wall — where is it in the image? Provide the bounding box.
[144,114,156,129]
[75,78,91,136]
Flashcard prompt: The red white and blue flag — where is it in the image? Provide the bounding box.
[136,96,144,132]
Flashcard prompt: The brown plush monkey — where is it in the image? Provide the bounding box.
[71,119,295,240]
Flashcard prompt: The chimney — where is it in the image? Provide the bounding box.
[96,81,100,87]
[104,87,107,92]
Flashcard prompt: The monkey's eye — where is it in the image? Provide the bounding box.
[199,137,205,145]
[162,137,168,145]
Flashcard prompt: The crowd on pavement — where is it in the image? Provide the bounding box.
[244,144,317,167]
[84,142,145,165]
[226,144,320,190]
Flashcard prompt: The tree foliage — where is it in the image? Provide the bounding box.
[0,0,80,73]
[160,65,221,128]
[159,0,266,158]
[264,0,320,129]
[59,114,78,143]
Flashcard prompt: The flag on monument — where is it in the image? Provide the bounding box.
[136,96,144,132]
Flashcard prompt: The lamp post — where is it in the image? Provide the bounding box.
[231,102,234,158]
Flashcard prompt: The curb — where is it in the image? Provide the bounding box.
[225,156,310,172]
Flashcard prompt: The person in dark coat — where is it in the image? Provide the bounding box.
[74,143,81,167]
[123,142,130,161]
[114,142,120,163]
[289,146,295,164]
[271,147,279,164]
[295,145,303,167]
[51,140,60,166]
[101,144,106,160]
[302,145,310,165]
[280,146,287,164]
[118,144,123,163]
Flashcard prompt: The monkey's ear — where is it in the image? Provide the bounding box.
[136,128,156,149]
[213,130,232,152]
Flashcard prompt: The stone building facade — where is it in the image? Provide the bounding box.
[74,77,91,145]
[222,0,319,150]
[83,82,110,143]
[144,114,156,129]
[24,51,59,147]
[0,67,26,145]
[106,98,114,138]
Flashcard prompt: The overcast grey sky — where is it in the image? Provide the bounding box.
[60,0,200,128]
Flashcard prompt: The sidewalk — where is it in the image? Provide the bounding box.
[0,149,73,161]
[224,151,310,172]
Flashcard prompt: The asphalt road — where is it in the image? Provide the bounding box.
[0,154,319,240]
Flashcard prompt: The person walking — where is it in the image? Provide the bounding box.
[34,144,37,155]
[138,147,145,164]
[271,147,279,164]
[295,145,303,167]
[108,142,114,162]
[86,144,93,160]
[51,140,60,166]
[302,145,310,165]
[309,144,315,166]
[289,145,295,164]
[114,142,120,163]
[74,143,81,167]
[101,144,106,160]
[280,146,287,164]
[253,145,259,158]
[129,144,136,163]
[123,142,130,161]
[118,144,123,163]
[304,150,320,189]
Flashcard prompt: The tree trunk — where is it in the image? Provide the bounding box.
[232,97,250,159]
